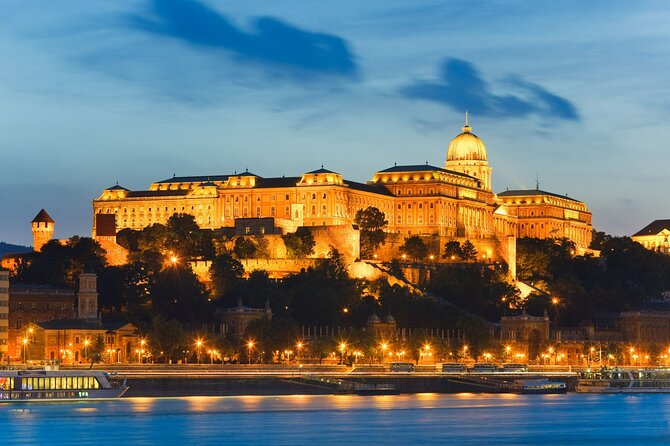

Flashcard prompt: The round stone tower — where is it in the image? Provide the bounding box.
[31,209,54,252]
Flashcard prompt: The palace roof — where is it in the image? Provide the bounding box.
[156,174,231,184]
[498,189,584,203]
[348,181,395,196]
[255,177,302,188]
[376,164,475,179]
[306,167,338,174]
[126,190,191,198]
[105,184,130,191]
[632,219,670,237]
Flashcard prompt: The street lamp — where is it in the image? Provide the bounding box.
[195,339,204,364]
[339,342,347,364]
[296,341,304,360]
[84,339,90,361]
[247,340,255,365]
[380,342,388,363]
[22,338,28,365]
[422,343,432,363]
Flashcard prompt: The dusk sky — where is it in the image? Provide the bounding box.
[2,0,670,246]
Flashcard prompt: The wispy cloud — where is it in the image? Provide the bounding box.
[127,0,358,80]
[400,58,579,121]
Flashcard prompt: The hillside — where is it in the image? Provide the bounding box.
[0,242,31,256]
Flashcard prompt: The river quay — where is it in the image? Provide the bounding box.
[48,364,578,397]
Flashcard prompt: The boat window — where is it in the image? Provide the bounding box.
[0,377,13,391]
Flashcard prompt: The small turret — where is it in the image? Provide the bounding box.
[31,209,54,252]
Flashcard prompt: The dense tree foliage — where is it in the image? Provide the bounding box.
[148,316,185,362]
[399,235,428,261]
[443,240,463,260]
[209,253,244,298]
[517,236,670,325]
[354,206,388,258]
[426,266,520,321]
[12,237,107,287]
[151,263,212,328]
[233,237,257,259]
[282,227,315,258]
[460,240,478,262]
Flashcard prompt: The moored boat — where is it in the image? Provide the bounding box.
[514,378,567,394]
[0,369,128,402]
[577,367,670,393]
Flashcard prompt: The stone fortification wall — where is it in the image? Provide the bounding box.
[371,233,515,270]
[190,258,321,283]
[308,225,360,263]
[96,236,129,266]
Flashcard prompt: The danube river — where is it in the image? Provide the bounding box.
[2,393,669,445]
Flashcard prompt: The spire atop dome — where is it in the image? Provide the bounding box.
[463,110,471,133]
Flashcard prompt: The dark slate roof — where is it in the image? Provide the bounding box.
[36,319,130,331]
[125,190,190,198]
[498,189,583,203]
[156,174,231,184]
[347,181,395,196]
[377,164,475,179]
[255,177,301,188]
[31,209,54,224]
[632,219,670,237]
[105,184,129,191]
[306,168,338,174]
[378,164,444,173]
[200,181,218,187]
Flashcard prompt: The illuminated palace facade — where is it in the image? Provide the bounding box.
[92,119,593,253]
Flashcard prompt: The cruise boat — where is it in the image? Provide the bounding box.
[577,368,670,393]
[0,369,128,402]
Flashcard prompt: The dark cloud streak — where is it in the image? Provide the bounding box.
[127,0,358,80]
[401,58,579,121]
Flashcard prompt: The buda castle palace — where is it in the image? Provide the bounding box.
[91,116,593,272]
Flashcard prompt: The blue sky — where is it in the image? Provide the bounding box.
[2,0,670,246]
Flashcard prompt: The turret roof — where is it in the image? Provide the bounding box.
[31,209,54,224]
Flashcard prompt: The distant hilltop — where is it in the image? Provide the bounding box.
[0,242,31,256]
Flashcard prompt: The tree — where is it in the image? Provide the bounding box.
[354,207,388,258]
[152,263,211,325]
[88,335,106,364]
[148,316,184,363]
[399,236,428,261]
[443,240,463,260]
[12,237,107,287]
[245,316,300,363]
[387,259,405,280]
[166,214,215,259]
[209,253,244,298]
[233,237,257,259]
[282,227,315,258]
[254,235,271,259]
[460,240,478,262]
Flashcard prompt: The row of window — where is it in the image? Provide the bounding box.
[11,302,71,311]
[21,376,101,390]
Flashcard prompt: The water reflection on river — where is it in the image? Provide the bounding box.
[2,393,670,445]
